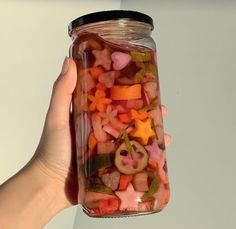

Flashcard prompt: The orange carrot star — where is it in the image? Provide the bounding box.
[132,118,155,145]
[88,90,112,112]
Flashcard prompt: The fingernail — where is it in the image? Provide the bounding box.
[61,57,70,75]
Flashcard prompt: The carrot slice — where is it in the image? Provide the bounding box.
[129,109,148,121]
[88,67,104,79]
[118,113,132,123]
[110,84,142,100]
[119,175,133,191]
[96,82,106,90]
[88,132,97,151]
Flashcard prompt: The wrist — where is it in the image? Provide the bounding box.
[0,160,70,229]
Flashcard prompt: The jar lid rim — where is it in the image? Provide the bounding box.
[68,10,154,36]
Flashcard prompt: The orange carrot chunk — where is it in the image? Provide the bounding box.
[88,67,104,79]
[110,84,142,100]
[88,132,97,151]
[119,175,133,191]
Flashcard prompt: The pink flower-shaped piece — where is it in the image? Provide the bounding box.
[98,71,116,88]
[115,184,144,211]
[99,105,127,131]
[111,51,131,70]
[98,105,118,126]
[92,48,111,70]
[145,138,164,163]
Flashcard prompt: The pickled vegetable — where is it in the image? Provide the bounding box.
[72,32,170,217]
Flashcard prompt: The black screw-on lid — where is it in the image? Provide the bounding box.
[68,10,154,36]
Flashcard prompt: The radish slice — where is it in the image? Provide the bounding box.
[98,71,116,88]
[126,99,144,110]
[144,82,157,100]
[91,113,107,142]
[97,141,115,154]
[103,124,120,138]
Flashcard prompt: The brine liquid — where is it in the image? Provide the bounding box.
[71,32,170,217]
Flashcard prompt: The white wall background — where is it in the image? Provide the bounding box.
[0,1,120,229]
[1,1,236,229]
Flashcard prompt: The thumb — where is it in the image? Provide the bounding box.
[46,57,77,128]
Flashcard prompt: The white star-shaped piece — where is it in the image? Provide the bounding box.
[115,184,144,211]
[92,48,111,70]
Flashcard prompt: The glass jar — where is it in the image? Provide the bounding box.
[68,10,170,218]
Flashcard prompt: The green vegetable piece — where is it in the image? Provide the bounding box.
[115,140,149,175]
[131,51,151,62]
[142,176,159,201]
[133,69,146,83]
[85,154,112,177]
[145,63,157,76]
[140,96,158,112]
[122,129,132,154]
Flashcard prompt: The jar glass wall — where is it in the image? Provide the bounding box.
[69,11,170,218]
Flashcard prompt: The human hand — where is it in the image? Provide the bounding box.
[32,57,79,208]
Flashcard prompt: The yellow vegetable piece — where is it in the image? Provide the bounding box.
[132,118,156,145]
[130,51,151,62]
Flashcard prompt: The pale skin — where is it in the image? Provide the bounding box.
[0,58,170,229]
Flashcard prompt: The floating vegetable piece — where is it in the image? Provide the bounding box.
[98,71,116,88]
[145,138,164,163]
[148,107,163,127]
[130,51,151,62]
[96,82,106,90]
[140,96,158,112]
[112,104,128,114]
[79,70,96,93]
[156,125,165,147]
[88,67,104,79]
[85,154,112,177]
[126,99,143,110]
[98,198,120,215]
[118,113,132,124]
[122,129,132,153]
[132,119,156,145]
[88,132,97,151]
[116,77,134,85]
[98,105,118,126]
[138,201,152,212]
[88,90,112,112]
[91,113,108,142]
[129,109,148,121]
[144,82,157,100]
[111,51,131,70]
[118,175,133,191]
[115,140,149,175]
[158,153,168,184]
[84,192,115,209]
[111,84,141,100]
[103,124,120,138]
[133,172,149,192]
[102,171,121,191]
[97,141,115,154]
[115,184,144,211]
[132,68,146,83]
[92,48,111,70]
[153,183,170,210]
[87,178,113,194]
[142,176,159,202]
